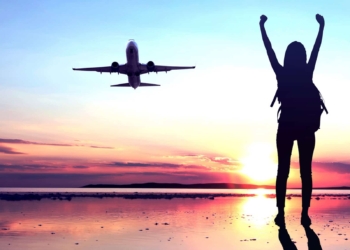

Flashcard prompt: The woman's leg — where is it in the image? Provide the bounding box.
[276,130,294,208]
[297,132,315,225]
[275,128,294,226]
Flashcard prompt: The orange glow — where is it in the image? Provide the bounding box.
[1,139,350,187]
[240,142,277,183]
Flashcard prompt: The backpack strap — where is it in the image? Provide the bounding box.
[277,105,282,122]
[312,82,329,114]
[270,89,281,122]
[321,99,328,114]
[270,89,278,107]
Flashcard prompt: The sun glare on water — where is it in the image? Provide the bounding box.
[240,190,276,227]
[240,142,277,182]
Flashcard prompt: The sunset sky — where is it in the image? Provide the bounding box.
[0,0,349,187]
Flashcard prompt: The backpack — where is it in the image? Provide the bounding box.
[270,81,328,132]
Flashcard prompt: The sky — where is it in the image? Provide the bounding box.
[0,0,349,187]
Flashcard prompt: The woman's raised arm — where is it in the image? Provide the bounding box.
[308,14,325,72]
[260,15,282,74]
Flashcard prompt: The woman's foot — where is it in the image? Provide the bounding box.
[274,213,286,228]
[301,213,311,227]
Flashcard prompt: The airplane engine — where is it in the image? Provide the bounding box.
[147,61,155,72]
[111,61,119,72]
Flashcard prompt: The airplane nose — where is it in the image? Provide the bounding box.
[127,40,138,49]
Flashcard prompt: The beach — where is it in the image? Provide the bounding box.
[0,190,349,249]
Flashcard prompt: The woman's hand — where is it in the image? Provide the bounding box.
[260,15,268,25]
[316,14,325,26]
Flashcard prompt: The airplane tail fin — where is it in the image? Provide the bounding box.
[110,83,160,88]
[110,83,130,87]
[139,83,160,87]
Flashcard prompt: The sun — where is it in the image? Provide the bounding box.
[240,142,277,183]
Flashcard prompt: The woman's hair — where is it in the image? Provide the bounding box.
[284,41,307,69]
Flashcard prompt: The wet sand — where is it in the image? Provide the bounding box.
[1,191,349,201]
[0,193,349,249]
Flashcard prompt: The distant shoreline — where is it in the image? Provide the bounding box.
[81,182,350,190]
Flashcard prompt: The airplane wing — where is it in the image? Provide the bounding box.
[139,64,195,74]
[72,65,128,75]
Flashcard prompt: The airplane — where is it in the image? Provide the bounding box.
[72,39,195,89]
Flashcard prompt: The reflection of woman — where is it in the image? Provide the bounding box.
[259,14,325,227]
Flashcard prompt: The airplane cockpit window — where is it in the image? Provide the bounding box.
[130,48,134,54]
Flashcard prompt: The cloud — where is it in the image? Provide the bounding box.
[0,139,71,147]
[0,138,113,150]
[0,145,24,155]
[0,162,93,172]
[73,165,89,169]
[164,154,210,160]
[108,161,180,168]
[107,161,210,171]
[0,164,64,172]
[181,164,211,170]
[209,157,239,166]
[89,146,114,149]
[0,160,210,174]
[164,153,239,166]
[313,161,350,174]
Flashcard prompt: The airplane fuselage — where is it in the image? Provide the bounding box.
[126,40,140,89]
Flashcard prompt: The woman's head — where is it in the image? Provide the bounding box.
[284,41,307,69]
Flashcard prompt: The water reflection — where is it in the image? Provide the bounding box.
[0,196,348,249]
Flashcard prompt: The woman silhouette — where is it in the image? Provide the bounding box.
[259,14,325,227]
